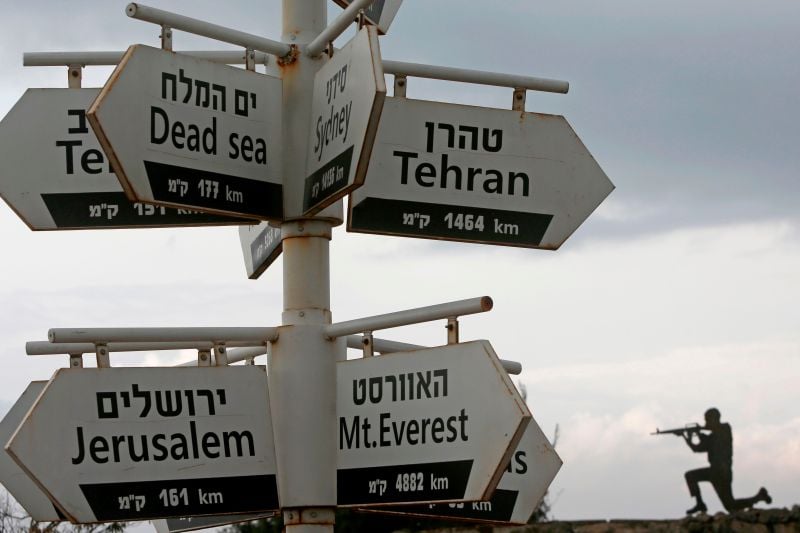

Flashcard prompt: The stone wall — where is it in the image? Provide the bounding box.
[420,507,800,533]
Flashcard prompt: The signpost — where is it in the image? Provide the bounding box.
[348,97,614,249]
[0,89,249,229]
[302,26,386,216]
[0,382,62,522]
[239,222,282,279]
[362,416,562,524]
[0,2,615,530]
[6,366,279,523]
[88,45,284,220]
[336,341,530,506]
[332,0,403,34]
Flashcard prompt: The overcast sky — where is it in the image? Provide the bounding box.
[1,0,798,523]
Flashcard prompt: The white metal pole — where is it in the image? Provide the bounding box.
[324,296,493,339]
[23,50,270,67]
[269,2,339,532]
[126,3,292,57]
[47,326,278,344]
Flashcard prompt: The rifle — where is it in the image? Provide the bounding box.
[651,422,704,436]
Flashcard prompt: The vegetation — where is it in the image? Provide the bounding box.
[0,491,126,533]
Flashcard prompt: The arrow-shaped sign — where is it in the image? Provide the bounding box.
[301,26,385,216]
[239,222,282,279]
[88,45,283,220]
[6,366,278,523]
[0,381,62,522]
[348,96,614,249]
[0,89,249,230]
[153,512,275,533]
[337,340,530,506]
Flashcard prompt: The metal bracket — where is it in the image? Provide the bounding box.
[245,48,255,71]
[362,331,374,358]
[446,317,459,345]
[160,25,173,51]
[284,508,335,526]
[197,349,211,367]
[95,344,110,368]
[357,10,366,30]
[512,87,526,111]
[67,64,82,89]
[326,41,334,58]
[214,344,228,366]
[69,353,83,369]
[394,75,407,98]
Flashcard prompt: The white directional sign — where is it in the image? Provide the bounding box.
[153,512,275,533]
[88,45,283,220]
[239,222,282,279]
[6,367,278,523]
[363,415,562,524]
[348,97,614,249]
[332,0,403,34]
[303,26,385,216]
[336,340,530,506]
[0,382,62,522]
[0,89,250,229]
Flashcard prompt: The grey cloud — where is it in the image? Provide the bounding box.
[382,1,800,241]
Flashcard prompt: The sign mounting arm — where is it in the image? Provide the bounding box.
[125,3,294,60]
[324,296,493,339]
[306,0,376,57]
[383,59,569,94]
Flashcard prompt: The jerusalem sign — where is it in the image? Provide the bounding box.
[6,366,278,523]
[0,382,62,522]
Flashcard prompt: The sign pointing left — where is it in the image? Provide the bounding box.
[0,382,62,522]
[0,89,250,230]
[239,222,282,279]
[89,45,284,220]
[6,366,279,523]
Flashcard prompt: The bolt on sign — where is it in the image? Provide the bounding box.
[0,89,250,229]
[336,340,530,506]
[348,97,614,249]
[88,45,283,220]
[302,25,386,216]
[6,366,278,523]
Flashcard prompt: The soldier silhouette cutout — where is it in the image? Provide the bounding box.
[681,408,772,514]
